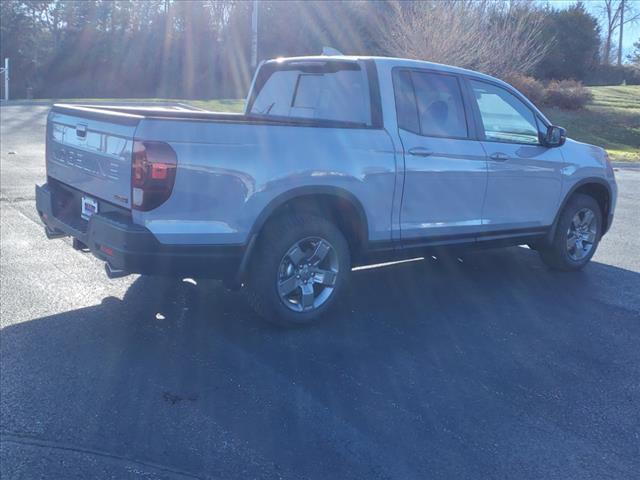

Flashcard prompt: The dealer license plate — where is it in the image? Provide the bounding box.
[81,195,98,220]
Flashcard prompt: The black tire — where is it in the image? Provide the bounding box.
[244,214,351,326]
[539,193,602,271]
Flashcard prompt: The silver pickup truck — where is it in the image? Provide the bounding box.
[36,55,617,326]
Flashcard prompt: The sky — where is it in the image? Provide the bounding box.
[543,0,640,60]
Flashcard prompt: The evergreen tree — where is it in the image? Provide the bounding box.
[536,2,601,80]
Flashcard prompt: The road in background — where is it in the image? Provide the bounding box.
[1,105,639,479]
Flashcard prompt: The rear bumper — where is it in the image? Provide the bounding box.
[35,183,244,280]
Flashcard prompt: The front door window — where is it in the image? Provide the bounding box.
[469,80,540,145]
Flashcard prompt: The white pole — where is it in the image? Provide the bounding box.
[3,58,8,102]
[251,0,258,70]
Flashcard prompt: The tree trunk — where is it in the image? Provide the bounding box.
[618,0,625,66]
[604,33,612,65]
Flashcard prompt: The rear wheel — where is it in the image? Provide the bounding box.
[539,193,602,271]
[245,214,350,326]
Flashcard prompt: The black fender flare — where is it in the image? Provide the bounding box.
[235,186,370,284]
[545,177,612,244]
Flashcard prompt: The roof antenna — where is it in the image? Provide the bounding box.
[321,47,343,56]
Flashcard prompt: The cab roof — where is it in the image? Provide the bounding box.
[263,55,550,125]
[265,54,509,88]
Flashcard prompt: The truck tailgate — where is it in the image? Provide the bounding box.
[47,105,141,208]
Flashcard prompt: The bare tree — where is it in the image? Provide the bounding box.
[599,0,640,65]
[602,0,620,64]
[380,0,549,78]
[629,37,640,66]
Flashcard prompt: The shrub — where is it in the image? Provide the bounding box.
[503,74,545,106]
[584,65,640,86]
[543,80,593,109]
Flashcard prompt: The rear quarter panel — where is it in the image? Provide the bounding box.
[133,119,397,245]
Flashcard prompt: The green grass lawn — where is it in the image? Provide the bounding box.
[187,99,245,112]
[543,85,640,162]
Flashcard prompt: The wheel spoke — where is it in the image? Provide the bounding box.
[572,216,581,228]
[287,245,306,266]
[566,229,577,249]
[312,269,337,286]
[278,276,299,296]
[584,231,596,243]
[300,283,315,310]
[581,210,594,227]
[308,240,331,266]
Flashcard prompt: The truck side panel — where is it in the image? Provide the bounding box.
[133,119,397,246]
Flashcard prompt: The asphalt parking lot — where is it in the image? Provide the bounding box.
[1,104,639,479]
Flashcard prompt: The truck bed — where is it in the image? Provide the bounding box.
[51,103,369,128]
[52,103,246,125]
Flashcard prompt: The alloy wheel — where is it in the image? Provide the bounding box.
[566,207,598,261]
[276,236,339,312]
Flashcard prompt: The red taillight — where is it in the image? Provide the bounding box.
[132,140,177,211]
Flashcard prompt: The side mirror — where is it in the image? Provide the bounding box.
[543,125,566,147]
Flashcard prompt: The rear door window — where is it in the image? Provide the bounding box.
[393,70,420,133]
[250,61,371,125]
[393,69,469,139]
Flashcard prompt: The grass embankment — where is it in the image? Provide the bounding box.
[188,99,245,112]
[543,85,640,162]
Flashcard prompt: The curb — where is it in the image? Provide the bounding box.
[612,162,640,170]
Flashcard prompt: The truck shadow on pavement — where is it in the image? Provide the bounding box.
[2,247,640,479]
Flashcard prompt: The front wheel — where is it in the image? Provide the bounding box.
[245,214,351,326]
[539,193,602,271]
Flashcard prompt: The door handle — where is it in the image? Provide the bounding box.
[408,147,433,157]
[489,152,508,161]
